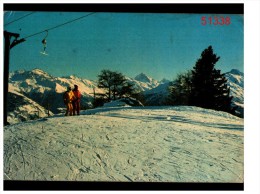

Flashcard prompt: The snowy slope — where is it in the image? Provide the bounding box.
[143,82,171,105]
[7,85,54,124]
[225,69,244,104]
[8,68,104,114]
[126,75,159,92]
[225,69,244,117]
[126,73,169,93]
[126,73,171,105]
[103,97,144,107]
[134,73,159,87]
[4,106,243,182]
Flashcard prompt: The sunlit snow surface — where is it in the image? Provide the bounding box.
[4,106,243,182]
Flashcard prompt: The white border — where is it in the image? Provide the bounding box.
[1,1,260,194]
[244,1,260,194]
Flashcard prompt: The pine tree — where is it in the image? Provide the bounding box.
[167,71,192,105]
[190,46,234,113]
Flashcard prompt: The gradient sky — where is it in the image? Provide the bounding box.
[4,11,244,81]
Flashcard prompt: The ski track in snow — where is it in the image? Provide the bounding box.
[4,106,243,182]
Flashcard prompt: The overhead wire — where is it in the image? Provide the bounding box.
[22,12,96,40]
[4,12,36,27]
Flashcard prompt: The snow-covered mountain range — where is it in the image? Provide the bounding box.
[225,69,244,117]
[141,69,244,115]
[7,84,54,123]
[8,69,106,122]
[7,68,243,124]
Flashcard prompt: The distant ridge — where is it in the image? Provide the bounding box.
[7,68,244,123]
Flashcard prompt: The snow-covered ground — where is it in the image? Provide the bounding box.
[3,106,243,182]
[7,86,54,124]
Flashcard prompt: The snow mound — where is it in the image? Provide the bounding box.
[4,106,243,182]
[103,97,144,107]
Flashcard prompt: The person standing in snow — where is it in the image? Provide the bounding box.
[72,84,81,115]
[63,86,76,116]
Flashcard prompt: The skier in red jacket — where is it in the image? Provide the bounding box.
[72,85,81,115]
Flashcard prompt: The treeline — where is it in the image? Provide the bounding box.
[166,45,238,116]
[92,70,144,107]
[92,46,240,117]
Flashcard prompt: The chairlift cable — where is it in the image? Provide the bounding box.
[23,12,96,40]
[4,12,36,27]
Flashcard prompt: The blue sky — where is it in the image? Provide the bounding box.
[4,11,243,81]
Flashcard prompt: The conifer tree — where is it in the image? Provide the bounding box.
[189,46,234,113]
[167,71,192,105]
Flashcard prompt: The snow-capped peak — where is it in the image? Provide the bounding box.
[229,69,244,76]
[225,69,244,88]
[31,68,51,78]
[134,73,153,83]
